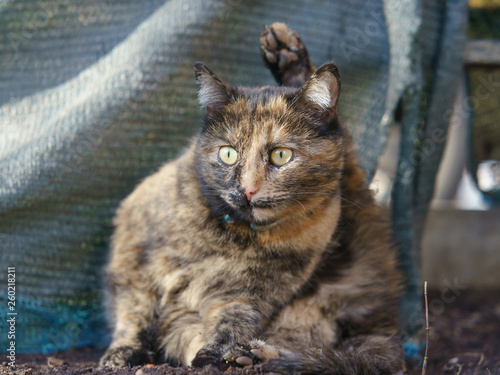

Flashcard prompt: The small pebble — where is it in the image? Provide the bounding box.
[235,356,253,366]
[47,357,67,367]
[135,369,144,375]
[448,357,460,364]
[145,364,155,368]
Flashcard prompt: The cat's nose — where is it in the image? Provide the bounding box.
[244,186,259,201]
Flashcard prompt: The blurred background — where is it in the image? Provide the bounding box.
[371,0,500,289]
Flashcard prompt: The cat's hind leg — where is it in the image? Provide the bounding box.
[260,22,316,87]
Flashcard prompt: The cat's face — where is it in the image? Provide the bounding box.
[194,63,345,226]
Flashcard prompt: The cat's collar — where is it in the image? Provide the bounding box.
[223,214,281,232]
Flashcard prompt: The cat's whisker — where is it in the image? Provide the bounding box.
[292,192,336,197]
[289,198,308,213]
[339,195,373,209]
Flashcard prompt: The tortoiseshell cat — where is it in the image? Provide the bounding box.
[100,23,403,374]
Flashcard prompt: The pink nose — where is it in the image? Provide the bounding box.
[244,187,259,201]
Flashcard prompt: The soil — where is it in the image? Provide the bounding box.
[3,289,499,375]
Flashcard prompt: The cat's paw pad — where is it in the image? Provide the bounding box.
[222,340,280,368]
[99,346,153,368]
[248,339,281,361]
[260,23,302,71]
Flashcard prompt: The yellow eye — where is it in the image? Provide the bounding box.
[270,147,293,166]
[219,146,238,165]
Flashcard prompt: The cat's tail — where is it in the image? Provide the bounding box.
[261,336,403,375]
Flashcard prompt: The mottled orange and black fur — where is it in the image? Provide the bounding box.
[100,23,403,374]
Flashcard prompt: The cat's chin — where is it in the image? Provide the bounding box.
[225,205,280,227]
[250,207,279,223]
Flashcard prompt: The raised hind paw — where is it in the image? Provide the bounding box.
[222,339,281,369]
[260,22,316,86]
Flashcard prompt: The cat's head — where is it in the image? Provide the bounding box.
[193,62,345,228]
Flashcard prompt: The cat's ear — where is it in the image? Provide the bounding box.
[194,62,233,117]
[294,62,341,123]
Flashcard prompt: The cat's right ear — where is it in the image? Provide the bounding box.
[194,62,233,117]
[294,62,341,124]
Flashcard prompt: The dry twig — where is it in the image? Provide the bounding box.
[422,281,429,375]
[473,352,485,375]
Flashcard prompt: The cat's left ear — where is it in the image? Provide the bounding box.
[294,62,341,123]
[194,62,234,117]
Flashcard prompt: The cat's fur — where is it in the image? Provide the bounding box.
[100,23,403,374]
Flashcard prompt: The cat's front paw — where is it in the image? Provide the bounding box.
[99,346,154,368]
[222,339,280,368]
[260,22,313,86]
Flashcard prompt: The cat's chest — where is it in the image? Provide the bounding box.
[151,220,338,312]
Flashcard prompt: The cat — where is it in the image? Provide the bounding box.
[99,22,403,374]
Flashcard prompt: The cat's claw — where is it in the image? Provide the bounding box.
[260,22,315,86]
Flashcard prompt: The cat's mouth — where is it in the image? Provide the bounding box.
[224,194,282,223]
[243,202,286,224]
[250,201,277,209]
[226,192,277,210]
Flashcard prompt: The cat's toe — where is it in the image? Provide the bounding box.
[99,346,153,367]
[222,345,256,368]
[248,339,280,361]
[223,340,280,368]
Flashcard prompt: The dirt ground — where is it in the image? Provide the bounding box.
[3,289,500,375]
